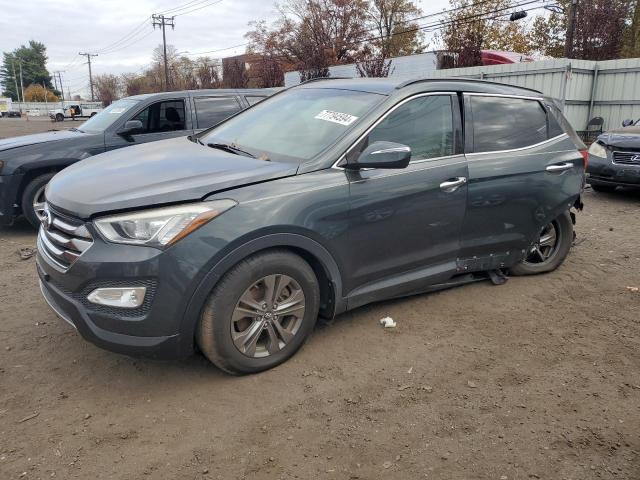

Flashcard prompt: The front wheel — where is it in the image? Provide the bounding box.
[55,113,64,122]
[22,173,55,228]
[510,211,573,276]
[197,250,320,374]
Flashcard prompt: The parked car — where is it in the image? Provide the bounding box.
[37,78,586,374]
[49,102,103,122]
[1,110,22,118]
[0,88,276,227]
[587,120,640,192]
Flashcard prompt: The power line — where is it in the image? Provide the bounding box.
[95,17,151,54]
[160,0,219,16]
[172,0,223,17]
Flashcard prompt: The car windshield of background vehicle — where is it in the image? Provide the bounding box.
[79,99,140,133]
[201,88,385,163]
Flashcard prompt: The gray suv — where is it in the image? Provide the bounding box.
[37,78,586,374]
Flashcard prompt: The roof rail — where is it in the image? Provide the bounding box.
[396,77,543,96]
[297,76,353,86]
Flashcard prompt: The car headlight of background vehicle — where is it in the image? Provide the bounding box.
[588,141,607,158]
[94,200,237,248]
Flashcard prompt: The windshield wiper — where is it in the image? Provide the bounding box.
[207,142,255,158]
[69,127,84,133]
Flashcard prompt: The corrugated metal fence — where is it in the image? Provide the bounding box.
[287,57,640,131]
[428,58,640,131]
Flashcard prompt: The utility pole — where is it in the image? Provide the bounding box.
[151,14,175,90]
[18,61,25,113]
[564,0,578,58]
[11,61,21,106]
[54,71,65,109]
[79,52,98,101]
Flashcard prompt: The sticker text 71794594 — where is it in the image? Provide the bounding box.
[314,110,359,126]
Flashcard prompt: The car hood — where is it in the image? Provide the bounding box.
[46,136,298,218]
[0,129,85,151]
[599,127,640,148]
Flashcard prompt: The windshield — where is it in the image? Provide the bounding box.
[78,99,140,133]
[200,88,384,162]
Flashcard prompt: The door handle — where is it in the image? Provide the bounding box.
[546,162,574,173]
[440,177,467,193]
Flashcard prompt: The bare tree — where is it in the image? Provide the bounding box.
[355,56,394,77]
[194,57,222,88]
[222,57,249,88]
[93,74,120,106]
[246,21,286,87]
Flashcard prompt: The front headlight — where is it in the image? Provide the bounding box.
[94,200,237,248]
[588,141,607,158]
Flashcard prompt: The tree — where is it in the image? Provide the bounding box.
[1,41,56,100]
[367,0,425,58]
[622,1,640,58]
[246,21,285,87]
[23,84,58,102]
[438,0,532,68]
[528,0,633,60]
[248,0,370,82]
[222,57,249,88]
[94,74,120,106]
[194,57,223,88]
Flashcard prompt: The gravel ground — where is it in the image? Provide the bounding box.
[0,119,639,480]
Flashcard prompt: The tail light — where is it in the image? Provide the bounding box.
[579,149,588,171]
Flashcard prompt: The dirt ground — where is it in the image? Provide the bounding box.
[0,116,68,138]
[1,120,639,480]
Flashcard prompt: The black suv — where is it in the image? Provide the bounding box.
[37,78,586,374]
[0,88,275,227]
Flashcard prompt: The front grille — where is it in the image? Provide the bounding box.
[613,151,640,165]
[38,204,93,270]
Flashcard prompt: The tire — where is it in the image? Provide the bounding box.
[590,183,617,193]
[90,112,97,117]
[21,173,55,229]
[55,113,64,122]
[510,211,573,276]
[197,250,320,375]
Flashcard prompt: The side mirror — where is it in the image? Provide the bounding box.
[622,119,634,127]
[117,120,143,137]
[347,141,411,170]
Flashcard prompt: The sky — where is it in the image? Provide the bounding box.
[1,0,450,98]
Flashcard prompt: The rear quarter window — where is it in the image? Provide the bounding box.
[470,96,548,153]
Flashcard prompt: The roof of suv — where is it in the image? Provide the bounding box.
[298,77,543,97]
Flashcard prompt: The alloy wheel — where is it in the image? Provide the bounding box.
[523,221,560,265]
[231,274,306,358]
[32,185,47,221]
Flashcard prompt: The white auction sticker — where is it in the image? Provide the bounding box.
[110,108,126,114]
[314,110,358,126]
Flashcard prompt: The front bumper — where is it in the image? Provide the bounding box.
[0,173,23,226]
[36,224,205,359]
[587,153,640,187]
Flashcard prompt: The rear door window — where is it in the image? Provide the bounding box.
[470,96,547,153]
[194,96,242,129]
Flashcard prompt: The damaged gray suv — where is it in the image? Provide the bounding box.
[37,78,586,374]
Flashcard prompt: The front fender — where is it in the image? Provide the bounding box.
[177,233,345,355]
